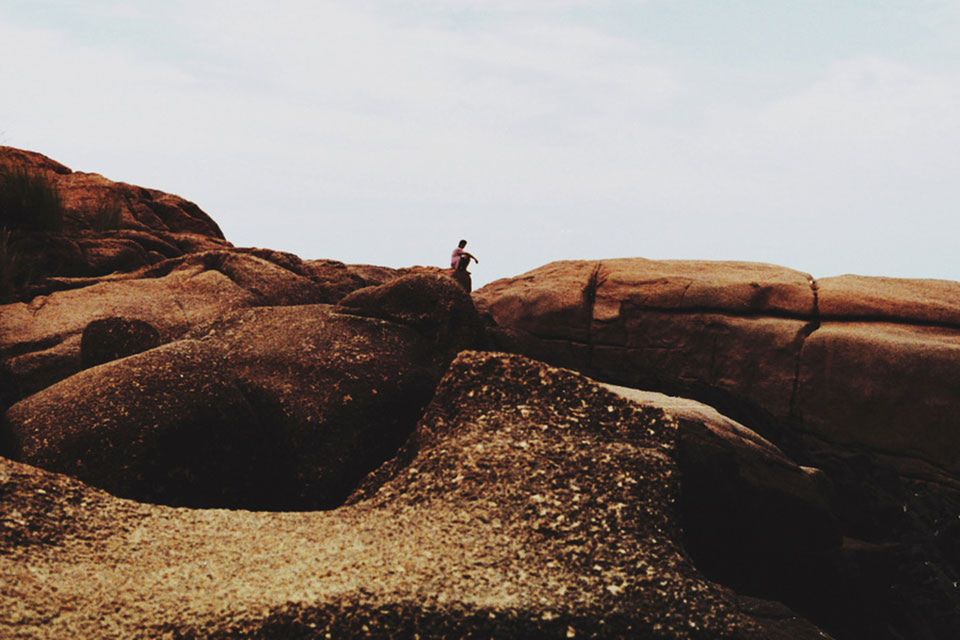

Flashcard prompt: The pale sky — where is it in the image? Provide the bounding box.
[2,1,959,286]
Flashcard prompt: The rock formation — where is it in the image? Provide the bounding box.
[4,274,481,510]
[80,317,163,368]
[2,148,957,639]
[0,351,828,639]
[475,258,960,639]
[0,146,229,289]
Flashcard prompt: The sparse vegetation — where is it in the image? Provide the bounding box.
[92,196,124,231]
[0,227,24,302]
[0,163,66,300]
[0,162,65,232]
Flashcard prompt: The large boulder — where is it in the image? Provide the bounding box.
[337,273,482,348]
[0,351,829,639]
[3,276,482,509]
[80,317,162,368]
[604,386,851,631]
[0,251,330,404]
[476,259,960,481]
[0,146,229,294]
[475,258,960,640]
[2,340,274,507]
[0,146,224,238]
[476,259,817,425]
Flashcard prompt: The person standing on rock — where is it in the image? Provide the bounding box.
[449,239,478,293]
[451,239,478,273]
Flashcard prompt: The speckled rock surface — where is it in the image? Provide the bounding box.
[0,351,827,639]
[80,316,162,368]
[337,273,482,349]
[0,250,331,405]
[474,259,960,640]
[0,146,228,289]
[4,279,481,509]
[603,386,844,629]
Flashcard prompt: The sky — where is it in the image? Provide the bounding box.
[1,1,959,286]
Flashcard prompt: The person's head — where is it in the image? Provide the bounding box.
[458,239,467,248]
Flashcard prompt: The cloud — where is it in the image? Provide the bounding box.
[1,2,959,283]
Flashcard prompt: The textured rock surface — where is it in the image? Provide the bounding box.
[0,351,828,639]
[0,251,329,405]
[4,276,482,509]
[80,317,162,368]
[474,258,960,480]
[604,386,840,562]
[0,146,229,290]
[476,259,815,426]
[604,386,848,631]
[2,340,271,507]
[475,258,960,640]
[0,146,223,238]
[337,273,482,349]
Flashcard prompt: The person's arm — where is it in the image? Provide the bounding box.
[464,252,479,263]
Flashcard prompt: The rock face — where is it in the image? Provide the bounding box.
[3,275,482,509]
[475,259,960,482]
[0,250,330,405]
[1,146,223,238]
[476,259,815,427]
[475,258,960,640]
[80,317,162,368]
[604,386,853,632]
[0,351,828,639]
[0,146,230,290]
[0,249,427,410]
[337,273,482,349]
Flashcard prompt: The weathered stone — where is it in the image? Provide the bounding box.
[0,351,828,639]
[0,251,329,403]
[476,259,816,426]
[818,274,960,326]
[2,340,277,508]
[475,258,960,640]
[80,317,162,368]
[337,273,483,349]
[605,386,843,623]
[0,146,228,291]
[5,277,482,509]
[797,322,960,476]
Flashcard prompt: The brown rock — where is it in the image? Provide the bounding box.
[80,317,162,368]
[4,277,482,509]
[475,259,960,478]
[475,259,816,424]
[797,322,960,475]
[0,351,828,639]
[0,251,327,403]
[337,273,483,349]
[819,274,960,326]
[0,146,229,295]
[605,386,841,618]
[474,258,960,640]
[75,236,151,274]
[3,340,272,508]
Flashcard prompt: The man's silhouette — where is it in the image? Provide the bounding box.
[451,239,478,272]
